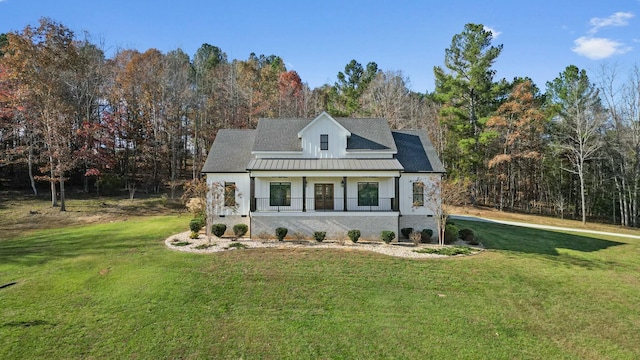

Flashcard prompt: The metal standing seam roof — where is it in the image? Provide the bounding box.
[247,158,404,171]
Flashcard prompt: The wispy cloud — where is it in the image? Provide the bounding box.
[588,11,634,34]
[572,36,632,59]
[483,26,502,39]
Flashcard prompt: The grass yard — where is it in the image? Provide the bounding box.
[1,204,639,358]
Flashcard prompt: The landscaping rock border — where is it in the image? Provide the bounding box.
[165,231,484,259]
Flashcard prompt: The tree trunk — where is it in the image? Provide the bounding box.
[579,166,587,224]
[28,144,37,196]
[51,181,58,207]
[59,177,66,212]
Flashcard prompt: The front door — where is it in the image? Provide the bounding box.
[314,184,334,210]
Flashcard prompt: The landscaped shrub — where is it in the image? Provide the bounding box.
[211,223,227,238]
[194,243,215,250]
[410,231,422,245]
[172,241,191,247]
[189,218,205,232]
[347,229,361,243]
[233,224,248,238]
[459,228,474,242]
[468,236,480,246]
[421,229,433,243]
[189,231,199,239]
[401,227,414,239]
[444,224,459,244]
[381,230,395,244]
[275,227,288,241]
[313,231,326,242]
[413,246,473,256]
[227,242,248,250]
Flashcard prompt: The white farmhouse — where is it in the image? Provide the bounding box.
[202,112,444,241]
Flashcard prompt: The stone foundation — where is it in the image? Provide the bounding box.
[398,215,437,234]
[208,215,250,237]
[250,213,399,241]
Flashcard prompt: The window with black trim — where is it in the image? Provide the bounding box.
[224,182,236,207]
[413,182,424,206]
[358,182,378,206]
[320,134,328,150]
[270,182,291,206]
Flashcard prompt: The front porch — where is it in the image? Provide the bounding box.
[249,175,400,213]
[253,197,395,212]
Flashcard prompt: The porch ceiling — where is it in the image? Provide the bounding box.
[247,158,404,171]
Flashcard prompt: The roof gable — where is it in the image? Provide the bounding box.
[297,111,350,138]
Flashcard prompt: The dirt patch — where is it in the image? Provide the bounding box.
[0,193,185,239]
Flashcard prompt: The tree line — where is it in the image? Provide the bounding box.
[0,18,638,227]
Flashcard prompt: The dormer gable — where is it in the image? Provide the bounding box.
[298,112,351,158]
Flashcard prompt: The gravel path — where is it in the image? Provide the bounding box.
[165,231,483,259]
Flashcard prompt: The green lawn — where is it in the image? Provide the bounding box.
[1,216,639,359]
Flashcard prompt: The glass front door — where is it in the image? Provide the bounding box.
[314,184,334,210]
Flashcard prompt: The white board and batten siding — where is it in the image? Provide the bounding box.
[399,173,442,215]
[206,173,251,216]
[299,114,350,159]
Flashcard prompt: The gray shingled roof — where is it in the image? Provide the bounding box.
[252,118,308,152]
[247,158,404,171]
[251,117,397,152]
[392,130,445,173]
[201,120,445,175]
[201,129,256,173]
[338,118,397,152]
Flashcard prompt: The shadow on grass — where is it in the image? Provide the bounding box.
[1,319,54,328]
[455,219,625,262]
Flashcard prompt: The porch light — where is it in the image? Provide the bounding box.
[340,180,344,187]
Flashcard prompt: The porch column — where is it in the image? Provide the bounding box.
[343,176,347,212]
[393,176,400,212]
[302,176,306,212]
[250,177,256,212]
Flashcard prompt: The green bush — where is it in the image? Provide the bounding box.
[189,231,199,239]
[313,231,326,242]
[211,223,227,238]
[189,218,205,232]
[194,243,215,250]
[400,227,414,239]
[227,242,247,250]
[444,224,459,244]
[381,230,395,244]
[275,227,288,241]
[459,228,474,242]
[347,229,361,243]
[413,246,473,256]
[233,224,248,238]
[421,229,433,243]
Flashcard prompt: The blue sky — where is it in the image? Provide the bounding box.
[1,0,638,93]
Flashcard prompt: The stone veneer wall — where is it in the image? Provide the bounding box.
[250,213,399,241]
[398,215,437,234]
[209,215,251,237]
